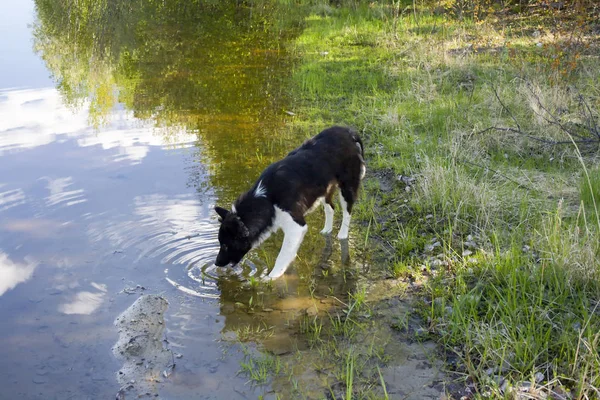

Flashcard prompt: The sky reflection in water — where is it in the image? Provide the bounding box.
[0,1,358,398]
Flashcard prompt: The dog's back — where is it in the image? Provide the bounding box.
[256,126,364,224]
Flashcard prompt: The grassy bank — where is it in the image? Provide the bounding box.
[283,1,600,398]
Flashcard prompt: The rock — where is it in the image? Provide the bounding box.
[431,259,443,267]
[535,372,544,383]
[414,327,428,337]
[462,250,473,257]
[112,295,171,398]
[397,175,415,185]
[517,381,532,391]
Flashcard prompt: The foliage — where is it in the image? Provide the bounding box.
[285,0,600,397]
[33,0,306,201]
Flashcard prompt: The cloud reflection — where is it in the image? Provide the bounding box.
[0,187,26,212]
[42,176,87,207]
[59,283,107,315]
[0,252,38,296]
[0,87,195,163]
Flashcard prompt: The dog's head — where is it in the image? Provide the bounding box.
[214,206,252,267]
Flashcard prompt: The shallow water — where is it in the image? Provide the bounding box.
[0,1,365,398]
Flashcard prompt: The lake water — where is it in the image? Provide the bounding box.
[0,1,364,398]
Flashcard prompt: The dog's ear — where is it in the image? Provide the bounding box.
[214,206,229,221]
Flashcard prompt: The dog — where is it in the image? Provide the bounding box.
[214,126,365,279]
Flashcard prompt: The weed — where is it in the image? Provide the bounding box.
[233,322,275,342]
[239,349,281,385]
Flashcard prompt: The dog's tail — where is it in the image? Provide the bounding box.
[349,129,366,179]
[350,130,364,159]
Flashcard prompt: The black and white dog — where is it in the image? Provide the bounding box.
[214,126,365,279]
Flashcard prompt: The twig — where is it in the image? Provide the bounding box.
[458,158,535,192]
[491,84,521,132]
[577,93,600,139]
[478,80,600,148]
[475,126,597,146]
[522,80,591,141]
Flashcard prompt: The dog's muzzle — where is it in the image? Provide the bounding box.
[215,252,234,267]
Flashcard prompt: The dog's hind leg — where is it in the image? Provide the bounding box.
[337,177,360,240]
[337,156,363,240]
[337,190,353,240]
[320,184,336,235]
[268,211,308,279]
[321,202,334,234]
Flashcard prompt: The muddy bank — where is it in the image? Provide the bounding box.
[113,295,173,399]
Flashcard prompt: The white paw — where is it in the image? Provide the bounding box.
[337,231,349,240]
[320,227,333,235]
[267,272,283,280]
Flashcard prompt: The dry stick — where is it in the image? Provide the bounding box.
[491,84,521,132]
[475,126,595,146]
[458,158,535,192]
[522,80,592,141]
[478,81,599,146]
[578,93,600,139]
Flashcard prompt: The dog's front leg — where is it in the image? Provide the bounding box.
[268,219,308,279]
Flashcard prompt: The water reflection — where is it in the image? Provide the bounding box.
[59,282,107,315]
[33,0,301,200]
[0,87,196,161]
[0,253,38,296]
[0,187,26,212]
[0,0,368,398]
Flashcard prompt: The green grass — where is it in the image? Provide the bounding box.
[240,346,282,385]
[284,0,600,398]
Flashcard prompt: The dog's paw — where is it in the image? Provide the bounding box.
[320,228,333,235]
[337,232,349,240]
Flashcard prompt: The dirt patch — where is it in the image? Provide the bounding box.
[113,295,174,399]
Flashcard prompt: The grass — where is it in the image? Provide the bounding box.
[282,0,600,398]
[240,345,282,385]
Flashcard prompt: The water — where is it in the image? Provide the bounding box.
[0,1,361,398]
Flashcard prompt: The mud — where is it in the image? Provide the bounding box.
[113,295,172,399]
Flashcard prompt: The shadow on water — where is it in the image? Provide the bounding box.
[0,0,370,398]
